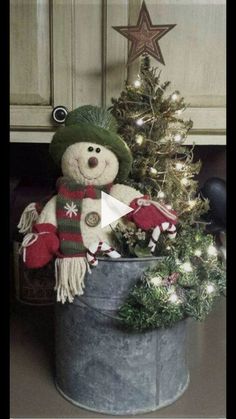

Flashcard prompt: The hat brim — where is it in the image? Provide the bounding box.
[49,123,132,182]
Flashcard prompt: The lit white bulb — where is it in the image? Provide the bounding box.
[157,191,165,198]
[188,200,196,209]
[168,292,180,304]
[166,245,171,250]
[171,92,179,101]
[174,134,182,142]
[207,245,218,257]
[181,262,193,272]
[176,162,184,170]
[136,118,144,126]
[150,276,163,286]
[181,177,189,186]
[150,167,158,175]
[206,283,215,294]
[176,109,183,115]
[194,249,202,257]
[135,134,144,145]
[134,79,141,88]
[166,204,172,209]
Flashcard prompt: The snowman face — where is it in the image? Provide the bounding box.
[61,142,119,185]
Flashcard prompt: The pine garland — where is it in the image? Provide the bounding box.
[118,226,226,331]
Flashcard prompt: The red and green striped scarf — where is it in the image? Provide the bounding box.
[56,177,112,257]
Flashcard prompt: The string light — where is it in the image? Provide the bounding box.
[207,245,218,257]
[174,134,182,142]
[168,292,180,304]
[176,162,184,170]
[166,204,172,209]
[188,199,196,209]
[135,134,144,145]
[150,167,158,175]
[136,118,144,126]
[171,91,180,101]
[181,177,189,186]
[181,261,193,272]
[157,191,165,198]
[150,276,163,286]
[205,283,215,294]
[134,79,141,88]
[166,245,171,250]
[194,249,202,257]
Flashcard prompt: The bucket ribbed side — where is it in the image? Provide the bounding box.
[55,257,189,415]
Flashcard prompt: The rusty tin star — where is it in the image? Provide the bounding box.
[113,1,176,65]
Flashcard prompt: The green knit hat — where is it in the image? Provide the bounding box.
[50,106,132,182]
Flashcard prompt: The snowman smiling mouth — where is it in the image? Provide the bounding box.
[78,161,108,180]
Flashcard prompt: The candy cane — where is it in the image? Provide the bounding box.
[148,222,177,252]
[86,240,121,266]
[167,223,176,239]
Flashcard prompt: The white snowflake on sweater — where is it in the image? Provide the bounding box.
[64,202,78,218]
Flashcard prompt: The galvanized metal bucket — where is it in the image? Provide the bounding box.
[55,257,189,415]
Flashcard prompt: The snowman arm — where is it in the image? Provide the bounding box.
[110,183,150,224]
[110,184,145,206]
[20,196,59,269]
[110,184,177,234]
[37,195,57,226]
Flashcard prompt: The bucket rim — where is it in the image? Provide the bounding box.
[96,256,164,262]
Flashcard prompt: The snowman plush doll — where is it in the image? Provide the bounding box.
[19,106,177,303]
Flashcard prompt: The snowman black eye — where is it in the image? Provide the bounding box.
[96,147,101,153]
[88,146,94,152]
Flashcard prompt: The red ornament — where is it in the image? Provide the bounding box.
[167,272,180,285]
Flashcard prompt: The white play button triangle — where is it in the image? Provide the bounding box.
[101,192,134,228]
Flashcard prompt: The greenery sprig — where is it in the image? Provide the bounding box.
[118,225,226,331]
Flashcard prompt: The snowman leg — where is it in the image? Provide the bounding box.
[167,223,177,239]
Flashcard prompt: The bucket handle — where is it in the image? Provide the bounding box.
[77,298,123,322]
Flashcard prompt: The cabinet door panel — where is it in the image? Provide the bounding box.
[72,0,103,108]
[145,0,226,108]
[106,0,225,135]
[10,0,51,105]
[105,0,129,105]
[142,0,226,133]
[10,0,73,129]
[10,0,226,144]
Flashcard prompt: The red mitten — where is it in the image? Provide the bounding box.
[127,197,177,230]
[21,223,59,269]
[126,195,149,223]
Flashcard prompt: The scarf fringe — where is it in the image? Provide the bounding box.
[55,257,91,304]
[17,203,39,234]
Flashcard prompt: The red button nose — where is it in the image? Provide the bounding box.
[88,157,98,168]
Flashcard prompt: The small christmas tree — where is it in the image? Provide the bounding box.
[111,56,208,228]
[110,56,210,257]
[109,56,226,330]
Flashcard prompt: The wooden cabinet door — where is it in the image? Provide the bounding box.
[10,0,73,130]
[141,0,226,145]
[10,0,225,146]
[105,0,226,145]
